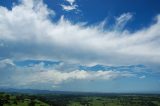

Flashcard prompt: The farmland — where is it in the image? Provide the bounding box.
[0,91,160,106]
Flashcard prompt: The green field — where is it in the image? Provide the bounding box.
[67,96,160,106]
[0,92,160,106]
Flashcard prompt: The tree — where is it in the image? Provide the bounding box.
[29,100,35,106]
[13,100,18,104]
[0,99,4,106]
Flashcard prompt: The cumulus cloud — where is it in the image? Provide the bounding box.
[0,59,135,88]
[61,0,78,11]
[0,0,160,72]
[26,70,134,85]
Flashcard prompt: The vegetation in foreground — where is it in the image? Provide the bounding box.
[0,92,160,106]
[0,92,49,106]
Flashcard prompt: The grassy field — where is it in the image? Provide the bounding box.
[0,92,160,106]
[67,96,160,106]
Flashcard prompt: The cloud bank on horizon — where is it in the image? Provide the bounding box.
[0,0,160,92]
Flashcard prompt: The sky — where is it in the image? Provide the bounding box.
[0,0,160,93]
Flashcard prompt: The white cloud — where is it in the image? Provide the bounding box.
[66,0,75,5]
[139,75,146,79]
[0,59,135,89]
[0,59,15,68]
[0,0,160,71]
[0,60,135,88]
[61,4,77,11]
[115,12,133,30]
[27,70,134,85]
[61,0,78,11]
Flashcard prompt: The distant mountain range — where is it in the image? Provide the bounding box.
[0,88,73,95]
[0,88,160,96]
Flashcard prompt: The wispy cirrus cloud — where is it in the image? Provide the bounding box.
[115,12,133,30]
[61,0,78,11]
[66,0,75,5]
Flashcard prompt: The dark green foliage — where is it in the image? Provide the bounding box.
[0,92,49,106]
[0,98,4,106]
[0,92,160,106]
[29,100,35,106]
[13,99,18,104]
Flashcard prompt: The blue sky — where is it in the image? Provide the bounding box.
[0,0,160,93]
